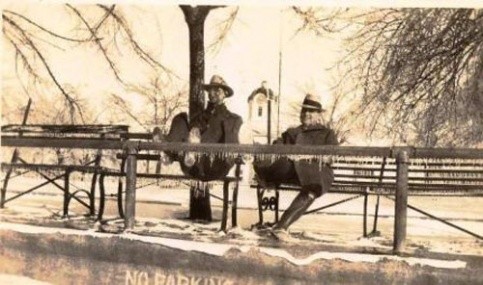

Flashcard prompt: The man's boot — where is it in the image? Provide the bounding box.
[153,127,172,165]
[273,191,315,231]
[184,127,201,167]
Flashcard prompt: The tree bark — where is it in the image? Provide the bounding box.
[180,5,216,221]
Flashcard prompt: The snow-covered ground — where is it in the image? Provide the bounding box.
[0,274,52,285]
[1,175,482,257]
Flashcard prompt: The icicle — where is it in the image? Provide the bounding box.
[333,155,340,165]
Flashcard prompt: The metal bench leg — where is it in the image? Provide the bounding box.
[63,170,71,218]
[256,186,265,225]
[232,160,241,228]
[17,157,90,208]
[2,99,31,208]
[118,179,125,219]
[89,173,97,217]
[90,136,104,216]
[1,151,19,208]
[231,179,239,228]
[118,157,127,219]
[221,181,229,232]
[371,195,381,236]
[371,156,386,237]
[97,173,106,221]
[275,188,280,223]
[363,188,369,237]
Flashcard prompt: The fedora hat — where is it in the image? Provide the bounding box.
[301,94,325,112]
[203,75,234,97]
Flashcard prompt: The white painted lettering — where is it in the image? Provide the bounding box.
[126,270,138,285]
[155,273,166,285]
[166,274,176,285]
[177,274,190,285]
[190,276,203,285]
[221,280,234,285]
[138,272,149,285]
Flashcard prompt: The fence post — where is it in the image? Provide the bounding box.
[124,145,138,230]
[393,149,409,254]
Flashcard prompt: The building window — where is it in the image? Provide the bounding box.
[258,106,263,117]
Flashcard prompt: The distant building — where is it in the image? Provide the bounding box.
[247,81,279,144]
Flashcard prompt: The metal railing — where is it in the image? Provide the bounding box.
[2,135,483,254]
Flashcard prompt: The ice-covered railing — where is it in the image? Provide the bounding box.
[2,135,483,254]
[2,136,482,158]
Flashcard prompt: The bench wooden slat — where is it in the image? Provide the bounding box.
[115,153,160,161]
[101,170,240,182]
[1,163,107,173]
[1,124,129,134]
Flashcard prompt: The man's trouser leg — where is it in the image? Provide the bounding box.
[274,189,317,230]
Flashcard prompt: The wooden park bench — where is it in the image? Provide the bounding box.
[1,128,242,231]
[249,148,483,241]
[1,124,129,217]
[96,130,243,232]
[2,133,481,253]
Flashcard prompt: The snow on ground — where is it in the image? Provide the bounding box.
[0,222,468,269]
[1,176,482,259]
[0,273,52,285]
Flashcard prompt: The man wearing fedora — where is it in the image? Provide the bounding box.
[156,74,243,181]
[253,94,339,240]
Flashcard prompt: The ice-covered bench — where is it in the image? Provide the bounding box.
[1,124,129,217]
[249,148,483,243]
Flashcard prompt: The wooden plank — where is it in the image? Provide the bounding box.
[394,150,409,254]
[124,147,137,230]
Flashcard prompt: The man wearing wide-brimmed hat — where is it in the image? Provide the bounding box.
[253,94,339,241]
[155,75,242,180]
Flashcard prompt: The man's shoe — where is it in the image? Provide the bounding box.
[269,228,294,242]
[184,127,201,167]
[153,127,172,165]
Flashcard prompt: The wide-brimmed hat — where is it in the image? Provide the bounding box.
[203,75,234,97]
[301,94,325,112]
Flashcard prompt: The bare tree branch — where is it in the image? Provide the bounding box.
[4,10,91,42]
[298,7,483,146]
[97,4,181,80]
[207,7,239,55]
[3,14,85,123]
[66,4,125,84]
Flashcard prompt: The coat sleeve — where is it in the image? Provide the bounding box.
[223,115,243,144]
[325,129,339,145]
[282,127,300,144]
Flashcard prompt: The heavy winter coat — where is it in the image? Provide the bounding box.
[166,103,243,181]
[255,124,338,197]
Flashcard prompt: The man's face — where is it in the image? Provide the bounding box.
[208,87,226,105]
[300,110,321,127]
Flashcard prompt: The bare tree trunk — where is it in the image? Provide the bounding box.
[180,5,214,221]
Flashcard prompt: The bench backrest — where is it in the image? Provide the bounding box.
[273,156,483,196]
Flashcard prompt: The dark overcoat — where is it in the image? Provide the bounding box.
[255,124,338,196]
[166,103,242,181]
